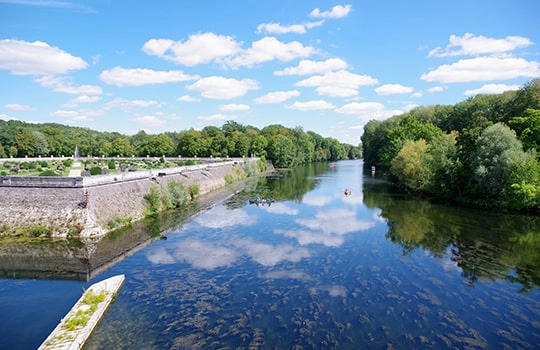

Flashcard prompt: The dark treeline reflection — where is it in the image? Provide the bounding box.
[363,174,540,292]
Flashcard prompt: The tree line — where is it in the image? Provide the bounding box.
[362,79,540,212]
[0,120,362,169]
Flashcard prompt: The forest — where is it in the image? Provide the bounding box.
[361,79,540,212]
[0,120,362,169]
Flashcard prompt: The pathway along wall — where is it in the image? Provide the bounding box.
[0,159,256,237]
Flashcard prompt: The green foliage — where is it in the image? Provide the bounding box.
[89,166,102,175]
[31,225,51,237]
[107,160,116,170]
[166,181,188,208]
[509,108,540,153]
[144,185,161,215]
[391,139,433,191]
[39,169,57,176]
[224,174,235,185]
[107,215,132,229]
[189,183,200,200]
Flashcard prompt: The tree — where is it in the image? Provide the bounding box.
[426,131,460,196]
[141,134,175,157]
[176,129,208,157]
[471,123,524,198]
[391,139,432,191]
[267,134,296,168]
[509,108,540,153]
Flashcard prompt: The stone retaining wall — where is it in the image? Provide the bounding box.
[0,159,256,237]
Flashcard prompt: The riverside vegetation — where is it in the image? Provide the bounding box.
[362,79,540,212]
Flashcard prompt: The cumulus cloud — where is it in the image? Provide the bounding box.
[69,95,101,104]
[287,100,335,111]
[375,84,414,95]
[256,20,323,34]
[99,67,197,86]
[187,76,259,99]
[427,86,445,93]
[420,56,540,83]
[253,90,300,104]
[142,32,241,66]
[133,115,166,127]
[464,83,521,96]
[219,103,250,112]
[274,58,348,76]
[226,37,316,68]
[296,70,378,98]
[104,97,160,111]
[428,33,534,57]
[0,39,88,75]
[34,75,102,95]
[50,109,92,122]
[335,102,402,122]
[310,4,352,19]
[4,103,35,111]
[177,95,200,102]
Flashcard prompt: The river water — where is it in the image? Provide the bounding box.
[1,159,540,349]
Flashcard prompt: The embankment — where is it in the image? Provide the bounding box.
[0,159,259,237]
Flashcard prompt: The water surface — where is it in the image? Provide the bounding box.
[1,159,539,349]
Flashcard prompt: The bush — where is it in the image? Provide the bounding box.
[144,185,161,215]
[89,166,102,175]
[39,160,49,168]
[31,225,51,237]
[108,160,116,170]
[107,215,132,229]
[63,159,73,167]
[39,170,57,176]
[189,183,200,200]
[167,181,188,208]
[224,174,235,185]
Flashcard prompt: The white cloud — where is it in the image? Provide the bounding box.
[177,95,200,102]
[50,109,92,123]
[4,103,35,111]
[296,70,378,98]
[142,32,241,66]
[219,103,250,112]
[34,75,102,95]
[411,91,423,98]
[70,95,100,104]
[99,67,197,86]
[226,36,316,68]
[0,39,88,75]
[375,84,414,95]
[403,103,419,111]
[421,57,540,83]
[133,115,166,127]
[335,102,402,122]
[310,4,352,19]
[428,33,534,57]
[253,90,300,104]
[256,20,324,34]
[287,100,335,111]
[173,239,240,270]
[234,238,310,266]
[0,113,14,121]
[187,76,259,99]
[427,86,444,93]
[274,58,348,76]
[104,97,160,111]
[464,83,521,96]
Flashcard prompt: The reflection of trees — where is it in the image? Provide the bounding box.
[225,163,329,209]
[363,178,540,291]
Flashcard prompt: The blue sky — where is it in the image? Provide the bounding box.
[1,0,539,145]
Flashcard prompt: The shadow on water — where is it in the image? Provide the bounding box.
[363,169,540,292]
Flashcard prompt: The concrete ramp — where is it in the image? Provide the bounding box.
[38,274,125,350]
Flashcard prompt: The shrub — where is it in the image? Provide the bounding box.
[31,225,51,237]
[167,181,188,208]
[0,171,6,176]
[107,160,116,170]
[63,159,73,167]
[188,183,200,200]
[107,215,132,229]
[224,174,235,185]
[39,160,49,168]
[144,185,161,215]
[39,170,58,176]
[89,166,102,175]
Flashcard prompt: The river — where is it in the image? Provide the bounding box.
[1,159,539,349]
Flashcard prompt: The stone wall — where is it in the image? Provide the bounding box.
[0,159,256,237]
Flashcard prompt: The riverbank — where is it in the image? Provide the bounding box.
[0,158,266,237]
[38,274,125,350]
